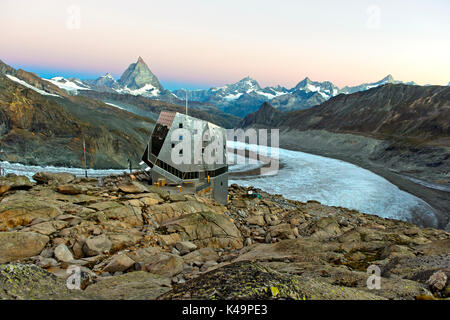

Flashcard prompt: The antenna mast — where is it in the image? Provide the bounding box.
[185,89,188,116]
[83,138,87,178]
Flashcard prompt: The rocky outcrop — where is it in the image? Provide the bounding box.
[158,261,382,300]
[159,211,243,250]
[0,197,62,231]
[0,175,34,196]
[0,65,156,169]
[33,172,76,185]
[84,271,171,300]
[0,232,49,263]
[0,172,448,300]
[0,264,88,300]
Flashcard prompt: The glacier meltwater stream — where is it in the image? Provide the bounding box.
[0,141,438,227]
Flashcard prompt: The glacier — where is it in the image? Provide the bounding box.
[228,141,438,227]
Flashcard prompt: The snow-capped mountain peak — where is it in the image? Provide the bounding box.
[45,76,90,93]
[93,73,118,88]
[381,74,395,83]
[118,57,163,92]
[341,74,401,94]
[293,77,340,99]
[50,57,169,99]
[103,73,114,79]
[38,56,424,118]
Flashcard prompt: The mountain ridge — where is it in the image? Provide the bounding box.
[0,60,240,170]
[241,83,450,229]
[173,74,421,117]
[23,56,425,118]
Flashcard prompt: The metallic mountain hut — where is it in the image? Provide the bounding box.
[141,111,228,204]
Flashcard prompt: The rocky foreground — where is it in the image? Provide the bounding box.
[0,172,449,300]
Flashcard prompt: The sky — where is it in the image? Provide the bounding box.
[0,0,449,90]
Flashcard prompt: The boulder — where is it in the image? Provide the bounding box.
[417,239,450,256]
[146,186,170,200]
[200,261,219,272]
[158,233,182,246]
[0,264,89,300]
[126,199,143,207]
[54,244,74,263]
[148,201,215,224]
[107,230,144,252]
[311,216,341,239]
[426,270,448,292]
[0,232,50,263]
[127,248,184,277]
[88,201,121,211]
[56,185,86,195]
[83,235,112,257]
[157,261,382,300]
[142,253,183,278]
[169,194,186,202]
[33,172,76,185]
[268,223,295,239]
[128,247,163,264]
[246,215,266,226]
[175,241,198,255]
[118,181,148,194]
[182,248,219,265]
[0,176,33,195]
[91,204,143,228]
[30,222,57,235]
[234,238,331,264]
[0,185,11,196]
[0,200,62,231]
[84,271,171,299]
[140,196,161,206]
[36,257,59,268]
[161,211,243,250]
[103,254,135,273]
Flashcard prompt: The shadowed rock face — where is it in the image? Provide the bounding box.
[0,71,155,168]
[0,264,89,299]
[78,89,242,129]
[157,261,383,300]
[243,84,450,143]
[158,261,310,300]
[84,271,171,299]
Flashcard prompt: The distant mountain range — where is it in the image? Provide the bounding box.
[173,74,420,117]
[242,84,450,142]
[0,59,241,169]
[46,57,178,102]
[41,56,425,118]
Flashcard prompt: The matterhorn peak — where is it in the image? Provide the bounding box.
[118,56,163,91]
[382,74,395,83]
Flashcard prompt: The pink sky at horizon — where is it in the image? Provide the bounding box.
[1,0,449,89]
